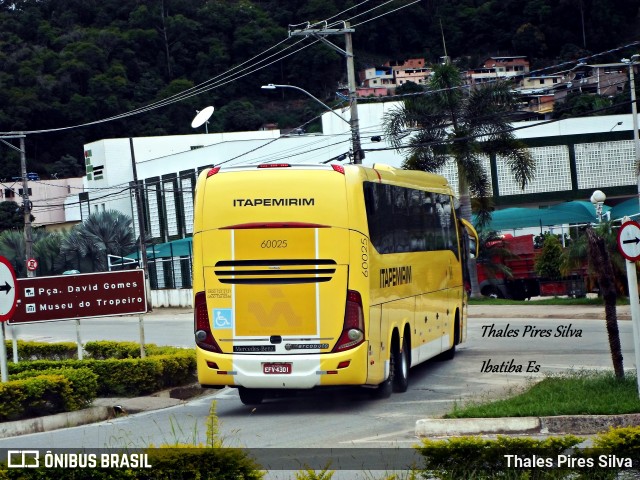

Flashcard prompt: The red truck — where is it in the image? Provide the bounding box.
[476,234,587,300]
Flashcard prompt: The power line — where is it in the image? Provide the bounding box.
[350,0,422,28]
[0,39,318,135]
[0,0,421,137]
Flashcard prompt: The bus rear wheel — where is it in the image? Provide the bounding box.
[238,387,264,405]
[392,337,409,393]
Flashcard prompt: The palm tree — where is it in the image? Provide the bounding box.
[31,229,64,276]
[563,223,625,378]
[383,62,535,297]
[585,226,624,378]
[58,211,136,273]
[0,228,64,277]
[0,230,26,276]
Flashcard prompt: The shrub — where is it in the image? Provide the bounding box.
[417,435,584,479]
[1,342,196,420]
[535,234,564,280]
[4,340,77,361]
[591,425,640,455]
[84,341,142,359]
[84,341,188,359]
[0,379,27,420]
[0,375,72,421]
[88,358,163,396]
[155,353,196,389]
[8,353,196,397]
[12,367,98,410]
[144,448,264,480]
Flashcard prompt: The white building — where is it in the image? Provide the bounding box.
[75,104,638,302]
[80,105,639,234]
[2,177,84,229]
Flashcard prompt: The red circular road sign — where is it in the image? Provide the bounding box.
[26,258,38,271]
[0,256,18,322]
[617,220,640,262]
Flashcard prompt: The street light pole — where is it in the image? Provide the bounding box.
[261,84,350,125]
[590,189,606,223]
[129,138,150,297]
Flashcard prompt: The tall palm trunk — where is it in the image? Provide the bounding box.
[458,165,482,298]
[586,227,624,378]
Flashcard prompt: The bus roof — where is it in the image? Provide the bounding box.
[200,162,455,196]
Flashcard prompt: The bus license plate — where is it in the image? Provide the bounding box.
[263,363,292,374]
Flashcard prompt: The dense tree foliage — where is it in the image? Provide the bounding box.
[0,201,25,231]
[0,0,637,180]
[0,210,135,277]
[0,228,54,276]
[58,210,136,273]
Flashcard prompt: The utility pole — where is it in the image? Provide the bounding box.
[289,21,363,163]
[20,135,34,278]
[0,134,34,277]
[129,138,149,281]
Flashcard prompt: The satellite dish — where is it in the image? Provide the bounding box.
[191,106,215,129]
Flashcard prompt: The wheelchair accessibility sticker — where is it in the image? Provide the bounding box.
[213,308,233,329]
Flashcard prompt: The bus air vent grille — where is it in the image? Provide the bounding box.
[213,259,337,284]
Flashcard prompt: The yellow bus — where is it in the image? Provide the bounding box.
[192,162,477,405]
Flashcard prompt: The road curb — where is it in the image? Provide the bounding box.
[0,383,209,439]
[0,406,113,439]
[415,417,540,437]
[415,413,640,437]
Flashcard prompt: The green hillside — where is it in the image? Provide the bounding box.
[0,0,638,178]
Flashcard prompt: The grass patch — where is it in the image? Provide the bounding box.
[468,296,629,306]
[446,371,640,418]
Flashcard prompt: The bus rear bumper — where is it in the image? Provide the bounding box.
[197,345,368,389]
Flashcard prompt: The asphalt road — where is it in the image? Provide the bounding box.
[1,314,635,452]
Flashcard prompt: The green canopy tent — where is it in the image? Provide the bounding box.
[610,197,640,221]
[475,201,611,231]
[124,237,193,260]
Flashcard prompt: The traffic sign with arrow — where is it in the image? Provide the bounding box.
[0,256,18,322]
[618,221,640,262]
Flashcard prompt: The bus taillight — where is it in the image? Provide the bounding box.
[206,167,221,177]
[333,290,365,352]
[194,291,222,353]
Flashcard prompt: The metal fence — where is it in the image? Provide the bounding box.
[147,255,192,289]
[124,240,194,290]
[27,245,194,291]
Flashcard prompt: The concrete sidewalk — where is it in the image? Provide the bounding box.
[469,303,631,320]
